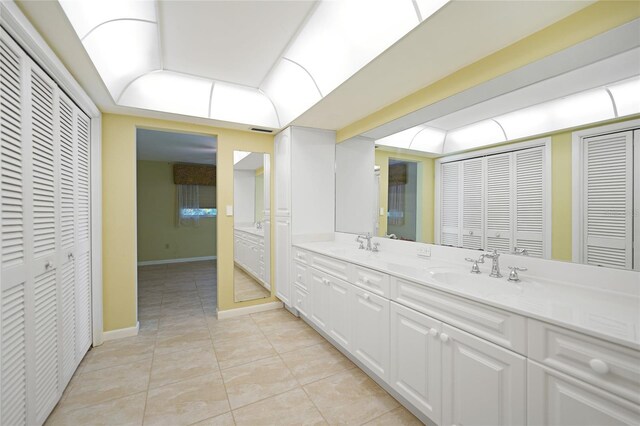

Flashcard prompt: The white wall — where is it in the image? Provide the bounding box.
[234,170,256,224]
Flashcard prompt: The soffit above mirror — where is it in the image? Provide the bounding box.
[18,0,595,133]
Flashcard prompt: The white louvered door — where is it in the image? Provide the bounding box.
[514,147,546,258]
[0,30,29,426]
[440,162,460,246]
[485,153,513,253]
[1,27,92,426]
[28,59,60,426]
[74,111,91,359]
[461,158,484,250]
[582,132,633,269]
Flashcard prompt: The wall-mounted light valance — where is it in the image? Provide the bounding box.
[173,164,216,186]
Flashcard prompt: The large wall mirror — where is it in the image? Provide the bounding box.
[233,151,271,302]
[335,78,640,273]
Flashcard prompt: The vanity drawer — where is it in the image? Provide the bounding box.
[351,265,389,298]
[309,252,349,281]
[391,277,526,354]
[293,284,310,318]
[293,262,309,290]
[292,247,309,264]
[528,319,640,404]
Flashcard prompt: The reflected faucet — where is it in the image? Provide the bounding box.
[483,249,502,278]
[356,233,373,251]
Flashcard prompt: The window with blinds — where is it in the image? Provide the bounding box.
[438,145,549,258]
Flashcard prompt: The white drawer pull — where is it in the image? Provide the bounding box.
[428,328,438,337]
[363,293,370,301]
[439,333,450,343]
[589,358,609,375]
[297,274,302,280]
[362,276,370,284]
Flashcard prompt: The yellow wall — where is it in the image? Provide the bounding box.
[375,150,435,243]
[337,1,640,142]
[136,160,217,262]
[102,113,274,332]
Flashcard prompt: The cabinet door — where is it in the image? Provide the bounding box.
[441,324,526,426]
[352,287,389,380]
[274,217,290,305]
[293,285,309,319]
[528,361,640,425]
[327,275,353,351]
[461,158,484,250]
[485,153,513,253]
[440,161,460,247]
[308,268,329,331]
[390,302,442,424]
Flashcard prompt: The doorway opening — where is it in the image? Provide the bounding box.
[135,128,218,329]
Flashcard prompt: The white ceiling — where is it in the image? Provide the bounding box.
[159,1,315,87]
[15,0,598,133]
[136,128,217,164]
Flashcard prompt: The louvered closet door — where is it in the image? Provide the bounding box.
[485,153,512,253]
[514,147,546,258]
[440,162,460,247]
[56,92,76,388]
[28,59,60,425]
[583,132,633,269]
[75,110,91,358]
[0,29,29,426]
[461,158,484,250]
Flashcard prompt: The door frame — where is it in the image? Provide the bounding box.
[0,2,104,345]
[571,118,640,265]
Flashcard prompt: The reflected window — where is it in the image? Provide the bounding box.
[387,160,418,241]
[181,208,217,217]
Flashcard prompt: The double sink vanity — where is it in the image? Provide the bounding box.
[288,233,640,425]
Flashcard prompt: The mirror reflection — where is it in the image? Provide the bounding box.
[336,119,640,272]
[233,151,271,302]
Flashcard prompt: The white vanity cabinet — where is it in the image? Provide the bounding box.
[274,127,336,308]
[352,287,390,380]
[441,323,526,426]
[234,229,266,286]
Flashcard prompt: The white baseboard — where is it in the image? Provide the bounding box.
[217,301,283,319]
[138,256,217,266]
[102,322,139,341]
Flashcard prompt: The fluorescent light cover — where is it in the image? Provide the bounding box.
[283,0,418,95]
[444,120,506,153]
[234,151,251,165]
[376,126,423,149]
[119,71,211,118]
[410,126,446,153]
[496,88,614,140]
[261,59,322,125]
[82,20,160,100]
[59,0,157,39]
[210,82,279,128]
[415,0,450,21]
[608,76,640,117]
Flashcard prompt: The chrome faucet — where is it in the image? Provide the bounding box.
[356,233,373,251]
[483,249,502,278]
[512,246,528,256]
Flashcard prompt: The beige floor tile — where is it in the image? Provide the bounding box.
[266,322,326,354]
[304,368,399,424]
[250,309,299,330]
[81,335,156,373]
[155,329,213,355]
[45,392,147,426]
[150,345,219,389]
[221,356,298,409]
[190,412,236,426]
[280,342,356,385]
[62,359,152,412]
[364,406,425,425]
[143,372,230,426]
[213,333,277,370]
[232,388,327,426]
[207,317,263,342]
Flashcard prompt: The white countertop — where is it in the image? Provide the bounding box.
[234,226,264,237]
[293,240,640,351]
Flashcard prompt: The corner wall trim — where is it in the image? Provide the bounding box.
[137,256,217,266]
[102,322,140,342]
[217,301,283,319]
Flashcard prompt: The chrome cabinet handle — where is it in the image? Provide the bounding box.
[45,261,53,270]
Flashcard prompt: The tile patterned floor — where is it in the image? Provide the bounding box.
[45,261,423,425]
[234,265,271,302]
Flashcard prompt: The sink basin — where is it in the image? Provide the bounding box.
[428,270,524,297]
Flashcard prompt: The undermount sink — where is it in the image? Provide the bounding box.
[428,270,525,297]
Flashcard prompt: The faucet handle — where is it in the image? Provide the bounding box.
[507,266,527,282]
[372,242,380,252]
[465,258,481,274]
